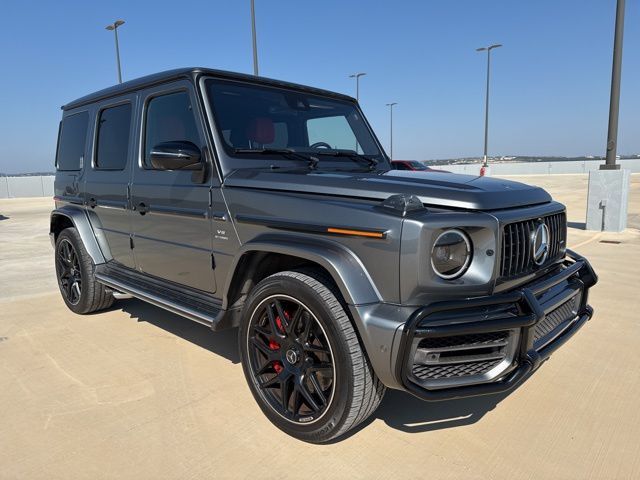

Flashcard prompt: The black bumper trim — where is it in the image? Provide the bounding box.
[397,249,598,401]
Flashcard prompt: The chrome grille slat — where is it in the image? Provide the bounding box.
[500,212,567,278]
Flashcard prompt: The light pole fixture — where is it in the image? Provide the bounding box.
[476,43,502,167]
[349,73,366,102]
[250,0,259,75]
[386,102,398,160]
[105,19,125,84]
[602,0,626,170]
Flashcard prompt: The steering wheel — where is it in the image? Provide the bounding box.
[310,141,332,149]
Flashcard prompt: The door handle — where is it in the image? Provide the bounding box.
[88,198,97,209]
[136,202,149,215]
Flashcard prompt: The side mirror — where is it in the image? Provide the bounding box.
[149,141,202,170]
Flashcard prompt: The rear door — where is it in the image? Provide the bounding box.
[83,95,136,268]
[130,81,216,293]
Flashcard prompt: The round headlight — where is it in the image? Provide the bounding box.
[430,229,472,280]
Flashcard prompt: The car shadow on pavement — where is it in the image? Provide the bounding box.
[118,299,240,364]
[372,388,513,434]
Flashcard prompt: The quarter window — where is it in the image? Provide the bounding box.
[144,91,200,167]
[56,112,89,171]
[95,103,132,170]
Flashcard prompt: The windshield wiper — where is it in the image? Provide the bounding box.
[315,150,379,171]
[233,148,319,170]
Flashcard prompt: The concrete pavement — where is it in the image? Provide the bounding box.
[1,175,639,479]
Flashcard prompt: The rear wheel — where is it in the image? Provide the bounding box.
[239,270,385,443]
[55,227,113,314]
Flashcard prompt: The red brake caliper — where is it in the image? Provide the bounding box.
[270,310,290,374]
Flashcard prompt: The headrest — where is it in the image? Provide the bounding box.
[246,117,275,145]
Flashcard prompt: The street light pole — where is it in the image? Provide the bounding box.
[476,44,502,167]
[349,72,366,102]
[105,20,125,84]
[602,0,626,170]
[250,0,259,75]
[386,102,398,160]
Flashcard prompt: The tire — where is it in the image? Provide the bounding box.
[238,270,385,443]
[54,227,114,314]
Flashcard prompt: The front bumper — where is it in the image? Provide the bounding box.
[396,249,598,401]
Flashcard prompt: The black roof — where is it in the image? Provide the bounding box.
[62,67,355,111]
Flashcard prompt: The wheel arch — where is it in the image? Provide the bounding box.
[222,235,382,312]
[50,206,107,265]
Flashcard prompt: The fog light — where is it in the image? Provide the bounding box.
[431,229,472,279]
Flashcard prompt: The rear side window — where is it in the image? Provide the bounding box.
[144,91,200,167]
[56,112,89,171]
[95,103,132,170]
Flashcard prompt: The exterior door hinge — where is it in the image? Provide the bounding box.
[211,253,216,270]
[129,235,135,250]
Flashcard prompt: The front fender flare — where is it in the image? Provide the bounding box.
[223,234,382,309]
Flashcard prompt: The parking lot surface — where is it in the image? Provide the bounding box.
[1,174,639,479]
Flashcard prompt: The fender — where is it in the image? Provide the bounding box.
[50,205,108,265]
[223,233,383,310]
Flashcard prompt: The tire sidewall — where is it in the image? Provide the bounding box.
[238,273,356,442]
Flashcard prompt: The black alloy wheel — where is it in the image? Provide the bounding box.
[247,294,335,424]
[56,238,82,305]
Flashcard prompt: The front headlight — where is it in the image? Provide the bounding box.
[430,229,473,280]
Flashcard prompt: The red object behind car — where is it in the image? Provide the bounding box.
[391,160,446,172]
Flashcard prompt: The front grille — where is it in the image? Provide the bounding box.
[411,330,515,386]
[534,295,580,349]
[500,212,566,278]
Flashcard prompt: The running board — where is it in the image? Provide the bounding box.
[95,263,226,329]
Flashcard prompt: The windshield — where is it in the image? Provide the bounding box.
[205,79,388,170]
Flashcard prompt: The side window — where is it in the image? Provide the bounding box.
[144,91,200,167]
[56,112,89,171]
[307,115,358,150]
[95,103,132,170]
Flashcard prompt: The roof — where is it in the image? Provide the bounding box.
[62,67,356,111]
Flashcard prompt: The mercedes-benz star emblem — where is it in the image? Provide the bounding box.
[285,349,299,365]
[532,222,550,266]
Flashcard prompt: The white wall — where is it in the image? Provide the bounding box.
[1,176,55,198]
[435,159,640,176]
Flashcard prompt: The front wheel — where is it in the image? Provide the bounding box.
[238,270,385,443]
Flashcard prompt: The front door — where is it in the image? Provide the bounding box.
[130,81,216,293]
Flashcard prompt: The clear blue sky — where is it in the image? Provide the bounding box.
[1,0,638,173]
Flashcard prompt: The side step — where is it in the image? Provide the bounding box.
[95,263,226,329]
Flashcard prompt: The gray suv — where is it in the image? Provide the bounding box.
[51,67,597,443]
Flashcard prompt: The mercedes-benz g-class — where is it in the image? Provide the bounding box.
[51,68,597,443]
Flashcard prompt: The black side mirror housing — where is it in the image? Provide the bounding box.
[149,141,202,171]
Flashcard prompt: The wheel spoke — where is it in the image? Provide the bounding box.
[250,337,278,360]
[308,362,333,374]
[304,342,330,356]
[274,299,289,333]
[298,381,321,412]
[259,374,281,389]
[299,311,313,342]
[288,304,304,334]
[308,372,327,406]
[281,376,292,412]
[265,302,282,337]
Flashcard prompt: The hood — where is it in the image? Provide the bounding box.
[224,169,551,211]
